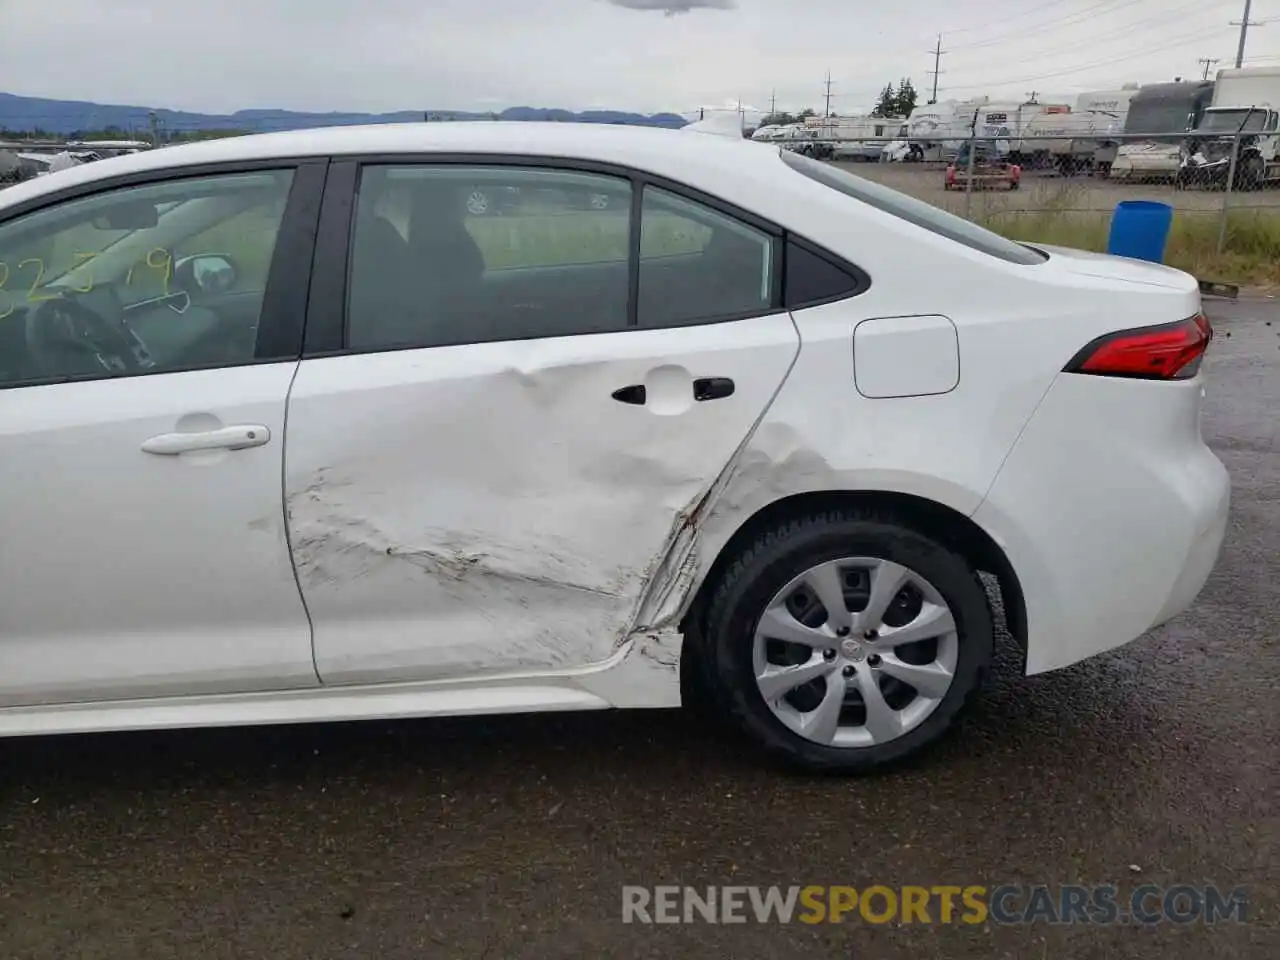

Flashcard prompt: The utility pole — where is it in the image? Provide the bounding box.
[769,89,777,116]
[1232,0,1262,68]
[1199,57,1221,80]
[823,71,835,117]
[1026,90,1040,104]
[926,34,947,105]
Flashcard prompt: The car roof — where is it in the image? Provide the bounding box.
[0,122,789,211]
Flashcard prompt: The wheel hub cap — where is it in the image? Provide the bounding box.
[751,556,960,750]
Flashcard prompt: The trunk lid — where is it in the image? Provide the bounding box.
[1027,243,1198,292]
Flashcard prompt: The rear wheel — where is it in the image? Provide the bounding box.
[701,510,993,774]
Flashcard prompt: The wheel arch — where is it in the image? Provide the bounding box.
[680,489,1027,661]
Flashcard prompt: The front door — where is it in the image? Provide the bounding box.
[0,164,323,706]
[284,160,799,684]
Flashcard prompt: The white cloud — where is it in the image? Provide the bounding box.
[0,1,1274,118]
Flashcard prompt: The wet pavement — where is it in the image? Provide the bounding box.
[1,302,1276,959]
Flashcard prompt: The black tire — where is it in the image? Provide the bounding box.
[1238,155,1265,192]
[701,509,993,774]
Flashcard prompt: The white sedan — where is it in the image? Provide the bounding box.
[0,122,1229,773]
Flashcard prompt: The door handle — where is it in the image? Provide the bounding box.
[142,424,271,456]
[693,377,735,401]
[611,384,647,405]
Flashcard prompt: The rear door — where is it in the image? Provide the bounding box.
[283,159,801,685]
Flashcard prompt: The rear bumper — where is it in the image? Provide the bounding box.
[974,372,1230,675]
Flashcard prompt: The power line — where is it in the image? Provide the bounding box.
[944,1,1228,74]
[946,0,1146,53]
[941,24,1238,91]
[942,0,1078,37]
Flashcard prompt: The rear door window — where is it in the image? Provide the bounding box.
[638,186,778,327]
[345,164,633,351]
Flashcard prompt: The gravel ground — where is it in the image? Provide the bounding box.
[0,302,1275,960]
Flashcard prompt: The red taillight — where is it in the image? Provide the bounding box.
[1064,313,1213,380]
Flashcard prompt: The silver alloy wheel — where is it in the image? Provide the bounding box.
[466,189,490,215]
[752,557,959,749]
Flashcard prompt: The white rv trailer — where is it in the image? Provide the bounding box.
[804,115,904,161]
[1019,86,1139,173]
[975,98,1072,162]
[881,98,989,162]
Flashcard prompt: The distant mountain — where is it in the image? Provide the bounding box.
[0,92,689,136]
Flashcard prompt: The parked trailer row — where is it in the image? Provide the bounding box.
[850,69,1280,191]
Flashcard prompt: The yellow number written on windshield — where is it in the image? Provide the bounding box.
[0,247,174,318]
[0,258,64,319]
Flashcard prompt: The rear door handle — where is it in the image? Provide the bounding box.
[693,377,735,401]
[142,425,271,456]
[611,384,646,405]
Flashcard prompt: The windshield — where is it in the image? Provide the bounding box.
[780,149,1046,266]
[42,199,198,288]
[1197,109,1270,133]
[1125,99,1196,137]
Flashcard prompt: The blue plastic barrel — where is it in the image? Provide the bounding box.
[1106,200,1173,263]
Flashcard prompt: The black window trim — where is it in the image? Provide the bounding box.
[0,157,328,391]
[305,152,866,357]
[782,232,872,310]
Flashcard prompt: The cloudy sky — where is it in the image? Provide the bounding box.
[2,0,1277,117]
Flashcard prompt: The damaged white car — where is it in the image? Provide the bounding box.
[0,122,1229,773]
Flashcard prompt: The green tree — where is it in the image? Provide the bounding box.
[872,84,897,118]
[797,108,817,120]
[895,78,918,117]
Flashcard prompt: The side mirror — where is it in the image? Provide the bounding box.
[174,254,239,295]
[92,199,159,230]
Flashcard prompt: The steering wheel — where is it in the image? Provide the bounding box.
[24,294,149,378]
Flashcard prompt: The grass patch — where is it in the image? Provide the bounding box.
[973,184,1280,287]
[464,212,706,270]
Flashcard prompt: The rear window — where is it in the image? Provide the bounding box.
[780,150,1047,266]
